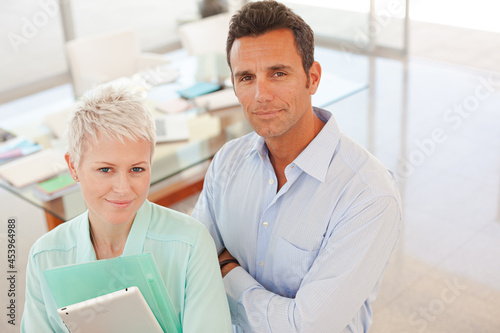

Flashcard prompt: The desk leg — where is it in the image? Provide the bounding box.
[45,211,64,231]
[43,197,66,231]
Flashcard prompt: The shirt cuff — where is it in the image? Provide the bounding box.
[223,266,273,330]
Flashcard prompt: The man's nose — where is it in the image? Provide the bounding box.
[255,78,274,103]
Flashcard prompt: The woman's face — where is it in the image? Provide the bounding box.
[66,134,151,228]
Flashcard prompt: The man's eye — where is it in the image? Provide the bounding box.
[240,76,252,82]
[274,72,286,77]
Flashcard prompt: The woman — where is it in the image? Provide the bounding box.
[21,83,232,332]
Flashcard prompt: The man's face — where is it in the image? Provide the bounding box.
[230,29,320,140]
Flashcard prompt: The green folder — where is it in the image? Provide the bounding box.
[44,253,181,333]
[37,173,76,194]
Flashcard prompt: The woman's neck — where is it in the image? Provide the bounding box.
[89,218,134,260]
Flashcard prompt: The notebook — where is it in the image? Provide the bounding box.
[34,173,79,201]
[177,82,221,99]
[156,98,193,114]
[0,148,66,188]
[193,88,239,111]
[57,286,164,333]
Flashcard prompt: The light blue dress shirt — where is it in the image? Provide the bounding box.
[22,200,232,333]
[192,108,402,332]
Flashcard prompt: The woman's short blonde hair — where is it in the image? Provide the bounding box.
[65,82,156,168]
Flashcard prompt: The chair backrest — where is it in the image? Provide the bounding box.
[178,13,231,56]
[66,30,140,97]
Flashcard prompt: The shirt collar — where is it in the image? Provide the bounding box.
[246,107,341,182]
[294,108,340,182]
[246,134,268,163]
[75,210,95,262]
[122,200,152,256]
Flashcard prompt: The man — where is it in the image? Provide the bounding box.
[192,1,402,332]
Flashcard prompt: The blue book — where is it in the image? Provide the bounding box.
[177,82,221,99]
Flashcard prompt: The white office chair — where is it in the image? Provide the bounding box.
[178,13,232,83]
[178,12,231,56]
[66,30,170,97]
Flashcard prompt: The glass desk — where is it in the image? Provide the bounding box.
[0,46,368,230]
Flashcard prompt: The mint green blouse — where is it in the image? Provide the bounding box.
[21,200,232,333]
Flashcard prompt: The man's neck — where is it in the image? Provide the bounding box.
[266,111,325,191]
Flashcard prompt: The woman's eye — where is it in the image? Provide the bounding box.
[132,167,144,172]
[100,167,110,173]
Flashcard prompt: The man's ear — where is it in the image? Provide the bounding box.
[65,153,78,181]
[308,61,322,95]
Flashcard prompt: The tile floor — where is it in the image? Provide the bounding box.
[336,24,500,332]
[1,20,499,333]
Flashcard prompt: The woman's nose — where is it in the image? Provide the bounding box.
[113,173,131,194]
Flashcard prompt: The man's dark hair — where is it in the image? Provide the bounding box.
[226,0,315,75]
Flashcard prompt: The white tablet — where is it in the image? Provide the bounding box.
[57,286,164,333]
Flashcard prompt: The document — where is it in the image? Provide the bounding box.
[0,148,66,188]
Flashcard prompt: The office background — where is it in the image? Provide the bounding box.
[1,0,499,332]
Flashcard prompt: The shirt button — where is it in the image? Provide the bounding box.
[269,179,274,185]
[263,221,269,228]
[259,262,265,267]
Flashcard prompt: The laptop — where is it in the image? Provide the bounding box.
[57,286,164,333]
[154,114,190,143]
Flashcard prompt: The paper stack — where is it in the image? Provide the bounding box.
[0,148,67,188]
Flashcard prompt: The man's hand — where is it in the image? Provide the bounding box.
[219,249,240,277]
